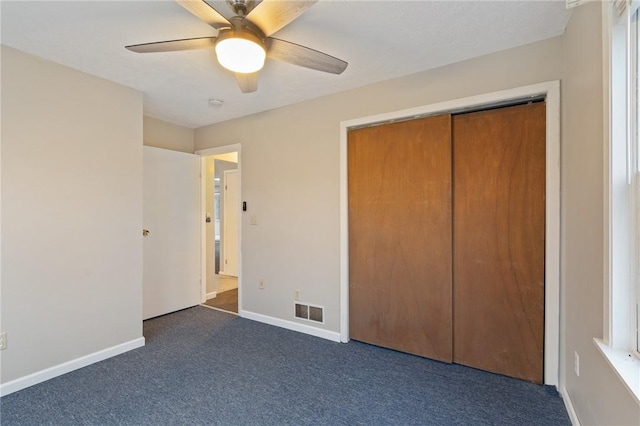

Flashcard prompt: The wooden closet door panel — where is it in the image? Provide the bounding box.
[452,103,545,383]
[348,114,453,362]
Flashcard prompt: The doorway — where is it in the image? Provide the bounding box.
[198,147,241,314]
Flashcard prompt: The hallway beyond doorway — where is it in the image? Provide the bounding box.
[203,288,238,313]
[204,274,238,313]
[211,274,237,294]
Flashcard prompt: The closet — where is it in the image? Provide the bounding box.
[348,102,545,384]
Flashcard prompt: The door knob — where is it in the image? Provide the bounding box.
[142,229,150,236]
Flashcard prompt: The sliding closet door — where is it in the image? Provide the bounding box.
[452,103,545,383]
[348,115,453,362]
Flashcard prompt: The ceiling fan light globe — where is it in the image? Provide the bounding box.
[215,37,266,74]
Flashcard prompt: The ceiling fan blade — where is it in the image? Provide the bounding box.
[245,0,317,37]
[126,37,216,53]
[236,72,258,93]
[176,0,231,28]
[266,38,347,74]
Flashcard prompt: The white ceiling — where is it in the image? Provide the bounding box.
[1,1,571,129]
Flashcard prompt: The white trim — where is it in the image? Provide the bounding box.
[0,337,145,397]
[240,309,341,343]
[200,158,207,304]
[594,338,640,403]
[197,143,243,313]
[560,385,582,426]
[339,81,561,386]
[195,144,242,157]
[206,291,217,300]
[602,0,640,397]
[606,0,640,353]
[201,304,239,316]
[603,0,614,349]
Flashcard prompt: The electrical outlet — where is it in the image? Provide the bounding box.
[574,351,580,376]
[0,332,7,350]
[259,279,264,289]
[294,289,300,301]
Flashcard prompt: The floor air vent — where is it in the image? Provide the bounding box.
[294,303,324,323]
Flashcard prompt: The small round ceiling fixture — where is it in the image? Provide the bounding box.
[209,98,224,108]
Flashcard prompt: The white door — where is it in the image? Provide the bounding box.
[143,146,201,320]
[222,169,239,276]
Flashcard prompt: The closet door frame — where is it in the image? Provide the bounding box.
[339,80,561,386]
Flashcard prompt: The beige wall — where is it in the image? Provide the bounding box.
[143,116,194,153]
[195,21,640,421]
[194,36,564,333]
[2,6,636,421]
[212,153,238,163]
[562,3,640,424]
[1,46,143,384]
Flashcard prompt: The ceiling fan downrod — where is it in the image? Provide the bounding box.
[227,0,254,17]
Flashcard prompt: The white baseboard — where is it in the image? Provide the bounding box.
[239,309,341,343]
[206,291,217,300]
[201,304,239,316]
[0,337,145,397]
[560,385,581,426]
[217,272,238,278]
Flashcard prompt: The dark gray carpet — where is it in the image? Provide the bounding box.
[0,306,570,425]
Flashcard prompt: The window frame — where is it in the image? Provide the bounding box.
[607,0,639,354]
[632,6,640,353]
[597,0,640,404]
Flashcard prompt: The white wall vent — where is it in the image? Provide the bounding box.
[294,302,324,323]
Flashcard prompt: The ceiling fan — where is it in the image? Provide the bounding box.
[125,0,348,93]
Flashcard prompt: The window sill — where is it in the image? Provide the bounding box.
[594,338,640,404]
